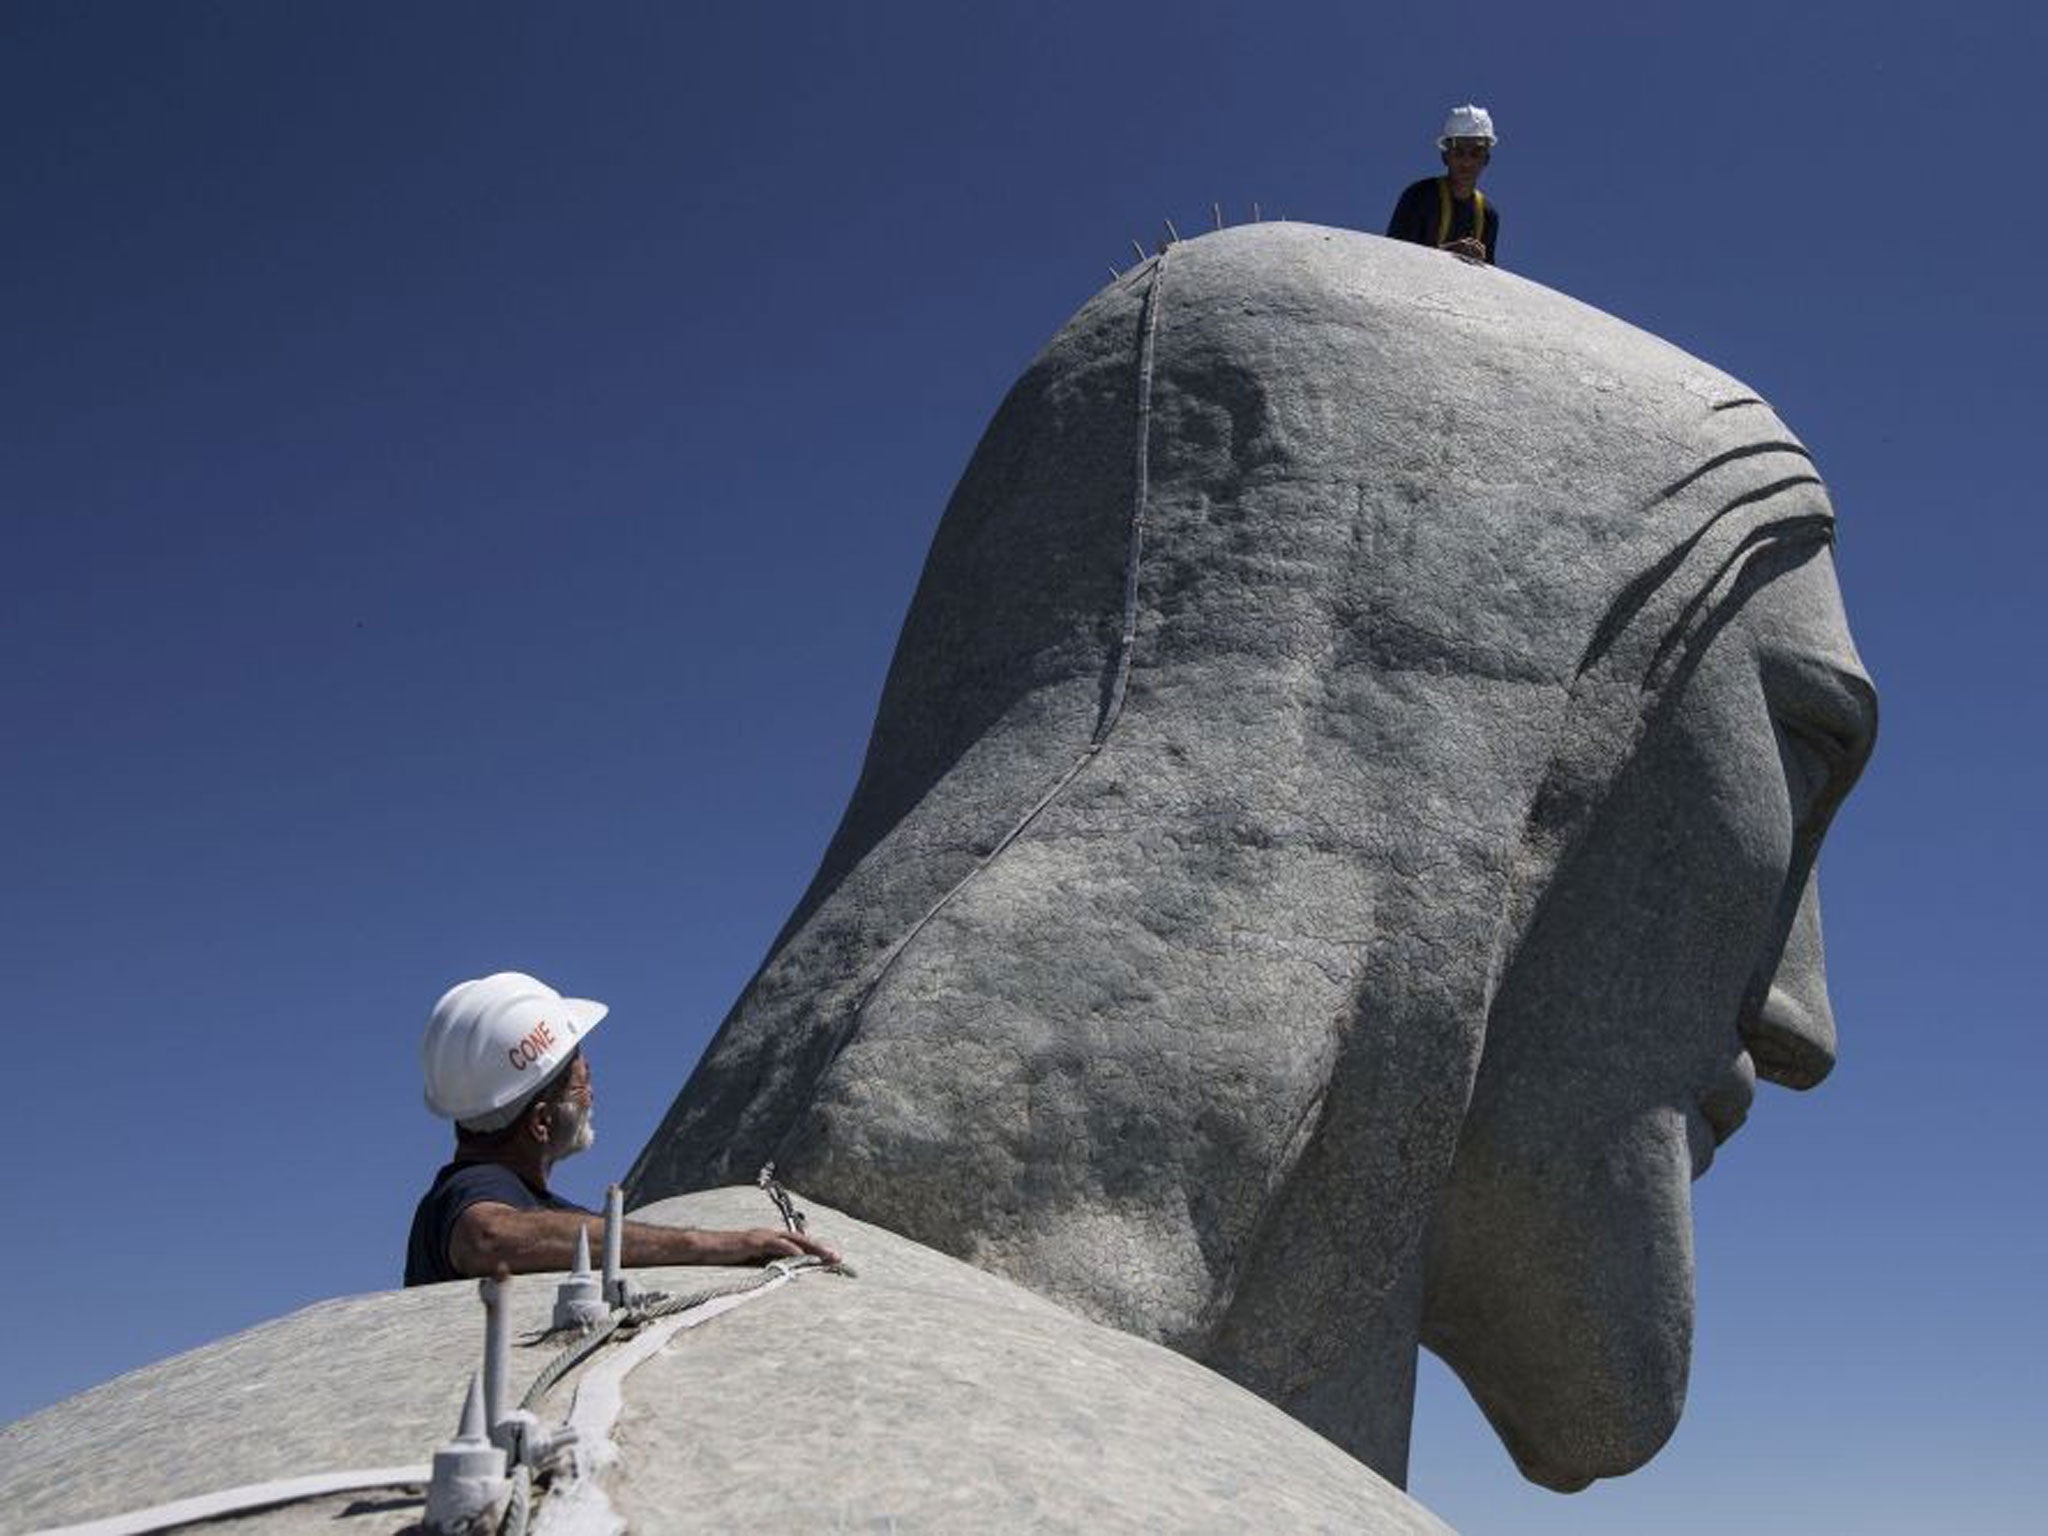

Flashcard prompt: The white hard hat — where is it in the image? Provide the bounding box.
[422,971,607,1129]
[1437,103,1497,149]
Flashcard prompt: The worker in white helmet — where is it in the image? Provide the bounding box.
[404,971,840,1285]
[1385,104,1500,265]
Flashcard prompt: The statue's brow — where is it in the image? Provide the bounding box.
[1644,507,1834,677]
[1654,439,1814,504]
[1584,475,1827,673]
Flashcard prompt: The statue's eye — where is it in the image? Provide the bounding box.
[1777,721,1846,833]
[1764,655,1878,841]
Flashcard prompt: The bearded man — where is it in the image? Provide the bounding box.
[404,971,837,1285]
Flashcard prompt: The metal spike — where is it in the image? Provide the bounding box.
[481,1271,511,1431]
[603,1185,624,1304]
[1163,218,1181,244]
[1108,265,1122,281]
[426,1371,509,1532]
[457,1374,488,1443]
[1130,239,1148,263]
[1212,201,1223,230]
[1254,201,1263,222]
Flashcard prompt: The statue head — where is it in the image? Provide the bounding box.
[627,224,1875,1489]
[1422,535,1872,1487]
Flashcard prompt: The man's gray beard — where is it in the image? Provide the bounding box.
[550,1099,596,1161]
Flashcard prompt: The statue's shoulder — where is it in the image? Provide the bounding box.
[0,1188,1456,1535]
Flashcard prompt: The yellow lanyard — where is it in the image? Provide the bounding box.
[1434,178,1486,250]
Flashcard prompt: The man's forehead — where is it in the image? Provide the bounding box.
[549,1045,590,1086]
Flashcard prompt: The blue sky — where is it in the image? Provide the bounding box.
[3,3,2041,1530]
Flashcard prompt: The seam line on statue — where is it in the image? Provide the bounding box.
[1095,240,1164,740]
[812,250,1173,1073]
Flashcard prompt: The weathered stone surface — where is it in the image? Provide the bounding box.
[0,1189,1452,1535]
[628,223,1876,1490]
[0,1264,552,1532]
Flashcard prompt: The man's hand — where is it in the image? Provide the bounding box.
[1438,236,1488,262]
[691,1226,844,1267]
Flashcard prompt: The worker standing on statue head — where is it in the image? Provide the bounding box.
[403,970,839,1286]
[1386,104,1500,265]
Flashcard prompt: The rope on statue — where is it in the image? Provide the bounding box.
[759,1161,857,1277]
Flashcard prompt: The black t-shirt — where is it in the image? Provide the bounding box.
[1385,175,1500,264]
[403,1159,591,1287]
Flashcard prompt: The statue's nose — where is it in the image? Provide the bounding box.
[1743,872,1837,1089]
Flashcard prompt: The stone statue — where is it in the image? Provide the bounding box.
[0,226,1874,1536]
[627,223,1877,1491]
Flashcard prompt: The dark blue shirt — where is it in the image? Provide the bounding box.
[404,1159,591,1287]
[1386,175,1500,264]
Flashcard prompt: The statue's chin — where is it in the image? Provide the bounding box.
[1424,1107,1697,1490]
[1474,1373,1681,1493]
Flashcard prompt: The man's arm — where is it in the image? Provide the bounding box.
[448,1201,841,1279]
